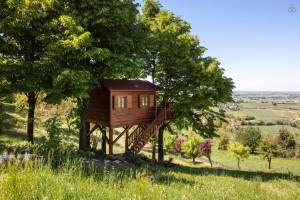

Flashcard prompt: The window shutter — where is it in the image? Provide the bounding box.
[127,95,132,108]
[150,95,155,107]
[113,96,118,110]
[139,95,142,108]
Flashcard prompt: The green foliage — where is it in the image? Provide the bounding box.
[43,116,78,167]
[276,128,297,158]
[0,101,4,131]
[236,126,261,154]
[13,94,28,114]
[141,0,234,138]
[218,135,230,150]
[182,134,201,163]
[258,137,281,169]
[164,133,176,152]
[228,142,250,169]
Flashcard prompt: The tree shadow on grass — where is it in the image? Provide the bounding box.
[153,164,300,183]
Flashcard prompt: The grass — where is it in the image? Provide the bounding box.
[200,144,300,176]
[1,97,300,199]
[0,158,300,200]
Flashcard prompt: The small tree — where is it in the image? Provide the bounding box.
[182,134,201,163]
[236,127,261,154]
[175,136,186,155]
[276,128,296,158]
[228,143,250,169]
[258,138,280,169]
[199,140,213,167]
[218,135,230,150]
[164,134,176,152]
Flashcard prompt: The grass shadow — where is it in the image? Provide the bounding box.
[154,164,300,183]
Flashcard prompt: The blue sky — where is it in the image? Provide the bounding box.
[136,0,300,91]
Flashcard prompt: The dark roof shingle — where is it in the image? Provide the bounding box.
[100,79,161,91]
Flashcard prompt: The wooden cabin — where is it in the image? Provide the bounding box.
[85,79,174,156]
[87,79,160,128]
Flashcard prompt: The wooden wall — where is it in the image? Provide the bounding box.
[110,91,156,128]
[86,88,110,126]
[87,89,157,128]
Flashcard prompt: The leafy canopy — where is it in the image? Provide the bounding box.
[141,0,235,138]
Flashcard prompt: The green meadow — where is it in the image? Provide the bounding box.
[1,93,300,200]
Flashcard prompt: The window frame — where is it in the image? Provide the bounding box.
[118,96,127,109]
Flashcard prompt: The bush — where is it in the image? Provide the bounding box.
[199,140,213,167]
[236,127,261,154]
[164,133,176,152]
[43,116,79,167]
[228,142,250,169]
[182,134,201,163]
[258,137,280,169]
[276,128,297,158]
[175,136,186,154]
[218,135,230,150]
[243,116,255,120]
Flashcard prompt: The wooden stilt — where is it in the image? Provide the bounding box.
[152,136,156,160]
[109,127,113,155]
[101,128,107,154]
[125,130,129,153]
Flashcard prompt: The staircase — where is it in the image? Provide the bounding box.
[126,109,175,155]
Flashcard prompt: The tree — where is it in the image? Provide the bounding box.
[164,133,176,152]
[0,0,74,143]
[175,136,186,155]
[182,134,201,163]
[48,0,144,151]
[276,128,296,158]
[236,127,261,154]
[258,137,280,169]
[199,140,213,167]
[218,135,230,150]
[140,0,234,162]
[228,143,250,169]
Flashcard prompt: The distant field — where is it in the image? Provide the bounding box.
[228,102,299,121]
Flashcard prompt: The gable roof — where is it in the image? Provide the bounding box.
[100,79,161,91]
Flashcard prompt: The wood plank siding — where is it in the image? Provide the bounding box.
[86,87,110,126]
[86,79,160,128]
[110,91,156,128]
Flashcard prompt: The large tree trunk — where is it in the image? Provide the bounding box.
[27,92,37,144]
[158,124,167,162]
[79,99,88,151]
[79,118,87,151]
[268,157,271,169]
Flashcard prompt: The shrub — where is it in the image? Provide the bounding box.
[276,128,297,158]
[199,140,212,167]
[164,134,176,152]
[44,116,78,167]
[258,137,281,169]
[236,127,261,154]
[218,135,230,150]
[243,116,255,120]
[228,142,250,169]
[175,136,186,155]
[182,134,201,163]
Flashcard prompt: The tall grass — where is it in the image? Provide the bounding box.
[1,155,300,200]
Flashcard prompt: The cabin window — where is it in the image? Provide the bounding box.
[142,95,149,107]
[118,96,126,108]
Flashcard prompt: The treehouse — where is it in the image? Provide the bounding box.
[85,79,175,156]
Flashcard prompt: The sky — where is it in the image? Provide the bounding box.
[135,0,300,91]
